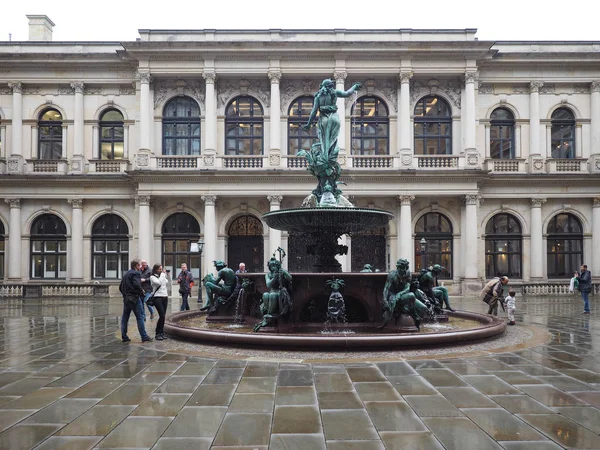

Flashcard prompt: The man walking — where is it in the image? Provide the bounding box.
[140,260,156,320]
[119,258,153,342]
[176,263,194,311]
[480,276,509,316]
[576,264,592,314]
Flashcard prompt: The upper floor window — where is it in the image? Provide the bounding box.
[31,214,67,279]
[490,108,515,159]
[100,109,124,160]
[38,109,63,160]
[414,96,452,155]
[551,108,575,159]
[288,96,318,155]
[225,96,263,155]
[162,96,201,156]
[351,96,389,155]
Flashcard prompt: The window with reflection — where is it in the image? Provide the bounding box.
[490,108,515,159]
[351,96,389,155]
[161,213,201,280]
[162,96,201,156]
[99,109,125,160]
[288,96,318,155]
[31,214,67,279]
[92,214,129,279]
[485,213,522,278]
[551,108,575,159]
[38,109,63,160]
[547,213,582,278]
[0,221,4,279]
[225,96,264,155]
[414,96,452,155]
[414,212,452,278]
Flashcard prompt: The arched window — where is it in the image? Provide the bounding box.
[485,213,522,278]
[351,96,389,155]
[92,214,129,279]
[162,96,201,156]
[547,213,583,278]
[162,213,201,279]
[490,108,515,159]
[38,109,63,160]
[31,214,67,279]
[414,96,452,155]
[99,109,124,160]
[551,108,576,159]
[227,215,264,272]
[414,213,452,278]
[288,96,318,155]
[351,227,387,272]
[0,221,4,279]
[225,96,264,155]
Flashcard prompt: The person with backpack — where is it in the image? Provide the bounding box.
[176,263,194,311]
[575,264,592,314]
[119,258,152,343]
[150,263,170,340]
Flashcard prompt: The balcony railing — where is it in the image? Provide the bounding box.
[156,156,198,169]
[416,155,459,169]
[24,159,68,174]
[222,156,264,169]
[547,158,587,173]
[351,156,394,169]
[89,160,129,173]
[485,159,526,173]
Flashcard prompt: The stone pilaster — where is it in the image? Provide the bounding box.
[68,198,84,280]
[8,82,24,173]
[398,71,413,169]
[397,195,415,271]
[530,197,546,279]
[464,71,478,152]
[593,198,600,277]
[202,195,217,274]
[5,198,21,279]
[268,195,283,259]
[203,71,217,167]
[137,71,152,151]
[135,195,152,262]
[464,194,480,280]
[334,70,347,155]
[268,71,282,165]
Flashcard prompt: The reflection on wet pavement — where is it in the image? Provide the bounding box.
[0,295,598,448]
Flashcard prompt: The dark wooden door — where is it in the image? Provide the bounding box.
[228,236,264,272]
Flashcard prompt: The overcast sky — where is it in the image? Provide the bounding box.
[1,0,599,42]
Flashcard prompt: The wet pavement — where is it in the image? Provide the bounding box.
[0,295,598,449]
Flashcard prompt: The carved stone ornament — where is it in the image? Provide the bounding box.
[280,78,321,114]
[7,158,20,173]
[4,198,21,208]
[84,86,102,95]
[464,71,479,84]
[398,195,415,206]
[202,195,217,206]
[531,198,546,208]
[478,84,493,94]
[593,197,600,208]
[70,82,85,94]
[346,78,398,113]
[135,195,151,206]
[23,87,41,95]
[119,83,136,95]
[401,154,412,166]
[0,86,10,95]
[511,86,529,94]
[591,81,600,93]
[58,86,75,95]
[333,70,347,84]
[398,71,413,84]
[267,195,283,206]
[202,71,217,84]
[217,78,270,109]
[411,78,461,109]
[464,194,480,206]
[529,81,544,93]
[70,160,82,172]
[540,84,555,95]
[136,71,152,84]
[269,154,281,167]
[153,79,205,109]
[574,85,591,94]
[8,82,22,94]
[596,159,600,171]
[136,153,150,167]
[532,159,545,172]
[268,71,282,84]
[337,154,347,167]
[203,155,215,167]
[467,154,479,166]
[68,198,84,209]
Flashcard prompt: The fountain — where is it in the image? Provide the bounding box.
[165,78,506,349]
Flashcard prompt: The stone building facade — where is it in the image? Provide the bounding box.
[1,17,599,293]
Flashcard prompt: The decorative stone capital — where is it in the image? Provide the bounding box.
[70,82,85,94]
[136,71,152,85]
[333,70,347,84]
[267,195,283,206]
[8,82,22,94]
[135,195,151,207]
[202,195,217,206]
[398,71,413,84]
[268,71,282,84]
[531,198,546,208]
[591,81,600,93]
[464,71,479,84]
[464,194,480,206]
[593,197,600,208]
[67,198,83,209]
[397,195,415,206]
[529,81,544,93]
[202,71,217,84]
[4,198,21,208]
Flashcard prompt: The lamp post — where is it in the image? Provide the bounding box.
[419,237,428,270]
[191,238,204,304]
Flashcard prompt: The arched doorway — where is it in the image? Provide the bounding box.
[30,214,67,279]
[161,213,201,279]
[227,215,264,272]
[414,212,453,278]
[91,214,129,279]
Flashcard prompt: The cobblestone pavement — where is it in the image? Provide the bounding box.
[0,295,598,449]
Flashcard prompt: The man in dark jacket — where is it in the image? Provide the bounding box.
[176,263,194,311]
[576,264,592,314]
[119,258,153,342]
[140,260,156,320]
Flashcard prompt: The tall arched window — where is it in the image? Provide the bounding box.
[38,109,63,160]
[485,213,522,278]
[547,213,583,277]
[350,96,389,155]
[414,212,452,278]
[0,221,4,279]
[227,215,264,272]
[288,96,318,155]
[551,108,576,159]
[162,96,201,156]
[414,96,452,155]
[490,108,515,159]
[92,214,129,279]
[225,96,264,155]
[162,213,201,279]
[31,214,67,279]
[99,109,124,160]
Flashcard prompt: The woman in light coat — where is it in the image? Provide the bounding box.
[150,263,170,340]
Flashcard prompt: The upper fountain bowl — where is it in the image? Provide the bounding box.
[263,207,394,234]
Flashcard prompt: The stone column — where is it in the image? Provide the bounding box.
[68,199,84,281]
[5,199,21,280]
[136,195,151,262]
[398,71,412,152]
[268,195,283,257]
[8,82,24,173]
[137,71,152,150]
[464,71,478,151]
[334,71,347,153]
[590,82,600,171]
[529,81,543,156]
[464,194,479,279]
[530,197,546,280]
[203,71,217,151]
[70,82,86,173]
[268,71,282,155]
[593,198,600,277]
[398,195,415,271]
[202,195,217,274]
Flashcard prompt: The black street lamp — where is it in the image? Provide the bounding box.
[419,237,428,270]
[191,238,204,303]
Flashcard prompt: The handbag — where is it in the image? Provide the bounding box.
[146,279,161,307]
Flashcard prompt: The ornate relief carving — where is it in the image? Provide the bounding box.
[511,86,529,94]
[203,155,215,166]
[70,82,85,94]
[467,154,479,166]
[464,194,480,206]
[68,199,83,209]
[152,79,205,109]
[529,81,544,93]
[58,86,75,95]
[574,85,591,94]
[280,78,320,113]
[202,195,217,206]
[398,195,415,206]
[84,86,102,95]
[268,71,282,84]
[267,195,283,206]
[202,71,217,84]
[70,160,82,172]
[269,154,281,167]
[593,197,600,208]
[531,198,546,208]
[591,81,600,93]
[478,84,493,94]
[333,70,347,84]
[4,198,21,208]
[531,158,545,172]
[0,86,10,95]
[136,153,149,167]
[217,78,270,109]
[401,154,412,166]
[8,82,22,94]
[464,71,479,84]
[7,158,20,173]
[136,71,152,84]
[398,71,413,84]
[23,86,41,95]
[411,78,461,109]
[119,83,136,95]
[346,78,397,113]
[540,84,555,94]
[135,195,151,206]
